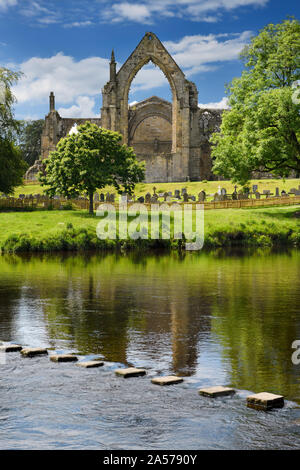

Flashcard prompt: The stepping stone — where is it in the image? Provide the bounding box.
[21,348,48,357]
[0,344,22,352]
[247,392,284,410]
[151,375,184,386]
[50,354,78,363]
[115,367,146,378]
[199,386,236,398]
[77,361,104,368]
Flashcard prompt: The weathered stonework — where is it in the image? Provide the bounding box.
[27,32,224,183]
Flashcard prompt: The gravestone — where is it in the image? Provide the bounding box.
[120,193,127,203]
[190,195,196,202]
[214,193,220,202]
[255,191,261,199]
[100,193,105,202]
[168,191,172,197]
[175,189,180,198]
[138,196,145,203]
[150,194,158,203]
[290,188,297,194]
[19,194,25,199]
[252,184,258,193]
[198,191,206,202]
[183,192,189,202]
[163,192,168,201]
[181,188,187,195]
[275,187,280,197]
[221,188,227,196]
[166,196,172,202]
[145,193,151,203]
[281,190,288,197]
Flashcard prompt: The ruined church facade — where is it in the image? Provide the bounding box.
[26,32,223,183]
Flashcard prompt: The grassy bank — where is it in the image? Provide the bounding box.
[16,178,300,201]
[0,205,299,253]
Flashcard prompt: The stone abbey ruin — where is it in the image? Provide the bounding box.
[26,32,223,183]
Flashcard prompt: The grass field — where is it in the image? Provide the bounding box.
[16,178,300,200]
[1,204,299,252]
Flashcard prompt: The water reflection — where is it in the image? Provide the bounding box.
[0,249,300,400]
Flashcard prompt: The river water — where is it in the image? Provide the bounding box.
[0,249,300,449]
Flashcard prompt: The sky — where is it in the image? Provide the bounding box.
[0,0,298,120]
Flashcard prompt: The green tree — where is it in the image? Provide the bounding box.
[211,18,300,184]
[39,121,145,214]
[18,119,44,166]
[0,67,27,194]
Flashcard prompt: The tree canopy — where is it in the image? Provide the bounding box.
[0,67,27,194]
[211,18,300,184]
[39,121,145,213]
[18,119,44,166]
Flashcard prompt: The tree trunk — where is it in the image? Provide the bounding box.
[89,192,94,215]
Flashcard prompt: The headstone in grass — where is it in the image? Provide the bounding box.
[168,191,172,197]
[252,184,258,193]
[181,188,187,195]
[221,188,227,196]
[275,187,280,197]
[290,188,297,194]
[163,192,168,201]
[145,193,151,203]
[175,189,180,198]
[281,190,288,197]
[138,196,144,203]
[255,191,261,199]
[198,191,206,202]
[183,192,189,202]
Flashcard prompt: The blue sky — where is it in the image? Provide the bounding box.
[0,0,298,120]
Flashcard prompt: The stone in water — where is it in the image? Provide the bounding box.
[199,386,236,398]
[77,361,104,368]
[0,344,22,352]
[50,354,78,363]
[21,348,48,357]
[115,367,146,378]
[247,392,284,410]
[151,375,183,386]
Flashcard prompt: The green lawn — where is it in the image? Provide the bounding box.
[16,178,300,200]
[0,204,299,252]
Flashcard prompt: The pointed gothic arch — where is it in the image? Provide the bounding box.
[101,32,199,182]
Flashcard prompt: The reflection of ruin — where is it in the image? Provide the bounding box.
[26,32,223,183]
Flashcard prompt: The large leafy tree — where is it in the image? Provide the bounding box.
[211,18,300,184]
[18,119,44,166]
[0,67,27,194]
[39,121,145,214]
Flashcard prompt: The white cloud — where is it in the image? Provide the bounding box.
[64,20,93,28]
[0,0,17,10]
[198,96,229,109]
[13,52,109,104]
[58,96,97,118]
[104,3,153,23]
[101,0,269,24]
[164,31,253,74]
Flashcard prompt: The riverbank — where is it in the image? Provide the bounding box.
[1,205,299,253]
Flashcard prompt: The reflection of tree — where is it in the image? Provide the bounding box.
[210,251,300,397]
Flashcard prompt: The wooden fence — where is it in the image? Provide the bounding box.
[0,195,300,211]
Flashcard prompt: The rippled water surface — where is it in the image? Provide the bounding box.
[0,249,300,449]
